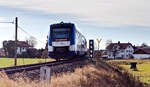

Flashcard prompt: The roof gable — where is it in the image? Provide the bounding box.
[106,43,132,50]
[4,40,31,47]
[17,41,31,47]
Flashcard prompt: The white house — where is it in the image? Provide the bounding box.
[133,47,150,59]
[16,41,32,55]
[106,41,134,59]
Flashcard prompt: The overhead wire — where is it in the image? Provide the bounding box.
[18,26,46,44]
[0,20,46,45]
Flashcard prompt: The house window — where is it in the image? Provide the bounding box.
[122,55,124,58]
[109,54,111,57]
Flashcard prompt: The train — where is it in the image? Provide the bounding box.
[48,22,87,60]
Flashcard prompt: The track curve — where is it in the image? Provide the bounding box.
[0,57,87,74]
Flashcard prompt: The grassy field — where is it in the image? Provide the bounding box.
[108,59,150,84]
[0,58,55,68]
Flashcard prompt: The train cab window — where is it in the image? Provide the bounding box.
[52,28,71,41]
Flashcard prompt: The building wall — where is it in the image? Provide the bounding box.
[0,50,5,57]
[107,51,113,59]
[133,54,150,59]
[17,47,28,55]
[123,45,134,58]
[107,45,134,59]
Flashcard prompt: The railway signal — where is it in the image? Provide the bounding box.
[89,40,94,60]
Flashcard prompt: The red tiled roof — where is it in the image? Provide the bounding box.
[3,40,32,48]
[17,41,31,47]
[134,47,150,54]
[106,43,132,50]
[135,46,150,50]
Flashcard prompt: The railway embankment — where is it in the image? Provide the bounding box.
[0,59,147,87]
[7,58,88,80]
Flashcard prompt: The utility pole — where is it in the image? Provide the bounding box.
[14,17,18,66]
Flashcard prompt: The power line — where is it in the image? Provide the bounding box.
[0,21,14,24]
[0,19,46,45]
[18,26,46,44]
[0,20,46,44]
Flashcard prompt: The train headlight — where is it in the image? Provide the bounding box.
[69,45,75,51]
[48,46,53,52]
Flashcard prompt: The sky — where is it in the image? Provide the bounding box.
[0,0,150,49]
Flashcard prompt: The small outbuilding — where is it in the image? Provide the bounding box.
[133,47,150,59]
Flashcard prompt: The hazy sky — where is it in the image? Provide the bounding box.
[0,0,150,49]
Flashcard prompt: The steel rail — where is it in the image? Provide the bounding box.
[0,57,87,74]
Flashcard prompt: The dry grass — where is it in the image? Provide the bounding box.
[0,62,146,87]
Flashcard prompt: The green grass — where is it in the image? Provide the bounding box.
[108,59,150,84]
[0,58,55,68]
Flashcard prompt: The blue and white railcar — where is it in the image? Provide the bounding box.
[48,22,87,60]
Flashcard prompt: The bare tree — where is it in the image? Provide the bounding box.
[42,35,48,58]
[106,39,112,47]
[3,40,15,57]
[112,45,118,59]
[141,42,148,47]
[26,36,37,47]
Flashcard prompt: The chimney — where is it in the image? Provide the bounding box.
[118,41,120,44]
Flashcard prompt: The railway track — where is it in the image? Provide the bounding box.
[0,57,87,74]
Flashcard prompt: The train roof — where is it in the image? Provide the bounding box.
[50,22,75,29]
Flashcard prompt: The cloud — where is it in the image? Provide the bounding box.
[0,17,6,21]
[0,0,150,27]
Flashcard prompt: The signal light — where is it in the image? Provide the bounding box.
[90,55,93,58]
[89,40,94,59]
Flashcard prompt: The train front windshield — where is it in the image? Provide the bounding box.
[52,28,71,41]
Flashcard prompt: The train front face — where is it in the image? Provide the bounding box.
[48,23,76,59]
